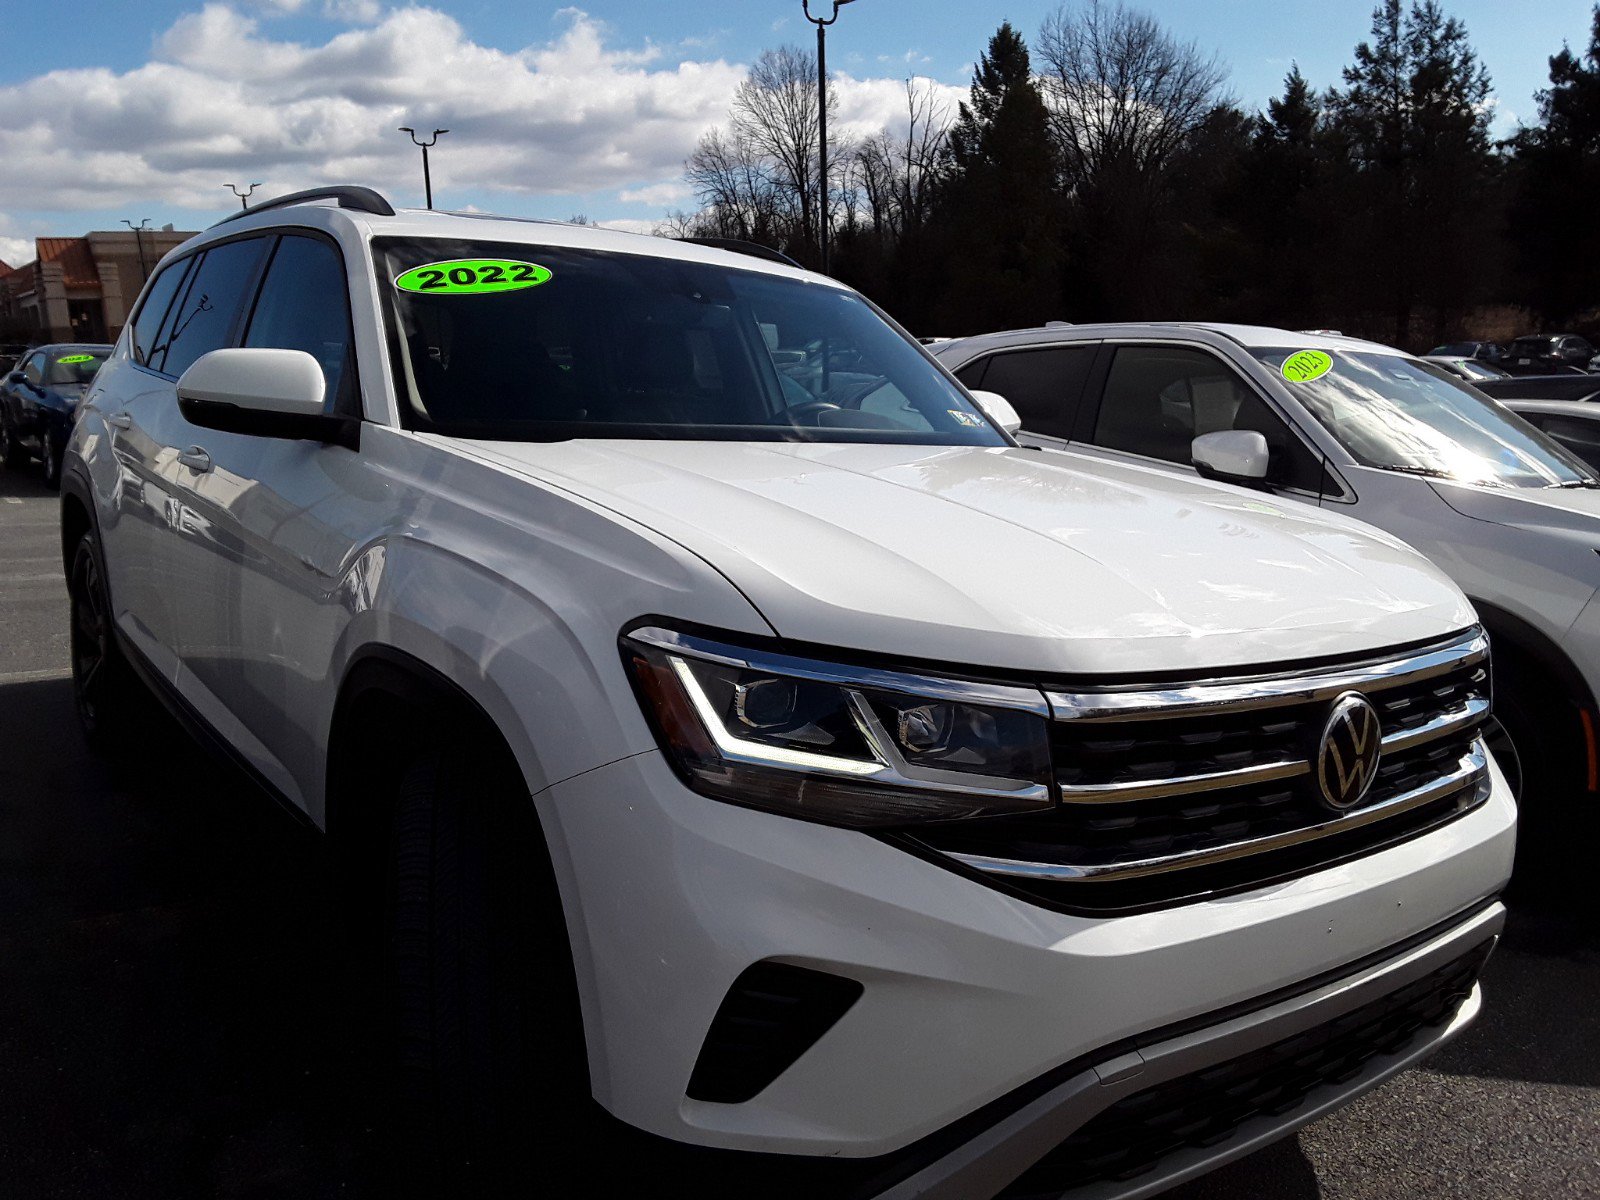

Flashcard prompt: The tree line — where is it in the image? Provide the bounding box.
[668,0,1600,350]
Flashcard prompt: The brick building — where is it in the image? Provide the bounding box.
[0,227,198,344]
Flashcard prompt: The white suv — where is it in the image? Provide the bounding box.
[61,190,1513,1198]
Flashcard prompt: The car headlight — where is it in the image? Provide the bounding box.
[622,625,1054,827]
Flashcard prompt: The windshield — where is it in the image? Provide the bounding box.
[1255,347,1596,488]
[45,349,109,386]
[377,238,1005,446]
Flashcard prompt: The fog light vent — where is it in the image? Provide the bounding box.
[686,961,864,1104]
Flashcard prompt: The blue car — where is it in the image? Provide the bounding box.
[0,343,112,489]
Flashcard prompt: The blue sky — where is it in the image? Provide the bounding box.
[0,0,1594,264]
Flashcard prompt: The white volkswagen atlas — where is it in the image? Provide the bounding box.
[62,189,1513,1199]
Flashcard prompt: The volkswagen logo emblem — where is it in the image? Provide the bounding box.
[1316,692,1383,812]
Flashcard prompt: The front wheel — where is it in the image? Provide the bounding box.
[41,433,62,491]
[0,420,25,470]
[68,531,139,752]
[381,728,589,1194]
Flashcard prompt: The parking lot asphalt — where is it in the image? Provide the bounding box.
[1,463,1597,1199]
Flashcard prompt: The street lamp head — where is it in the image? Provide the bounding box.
[398,126,414,134]
[803,0,856,23]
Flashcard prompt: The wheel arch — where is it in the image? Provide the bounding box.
[1471,596,1598,791]
[323,643,603,1093]
[59,475,93,576]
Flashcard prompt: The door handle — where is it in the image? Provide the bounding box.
[107,413,132,430]
[177,446,213,474]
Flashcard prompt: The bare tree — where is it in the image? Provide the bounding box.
[685,127,787,243]
[731,46,835,252]
[1037,0,1229,188]
[849,78,953,243]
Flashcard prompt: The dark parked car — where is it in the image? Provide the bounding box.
[0,343,112,488]
[1428,339,1504,363]
[1475,373,1600,405]
[1502,333,1595,375]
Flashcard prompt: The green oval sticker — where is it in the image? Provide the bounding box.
[56,353,96,364]
[1282,350,1333,383]
[394,258,552,295]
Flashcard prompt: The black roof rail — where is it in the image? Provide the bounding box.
[211,185,395,227]
[676,237,802,269]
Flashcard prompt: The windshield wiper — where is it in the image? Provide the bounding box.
[1549,478,1600,489]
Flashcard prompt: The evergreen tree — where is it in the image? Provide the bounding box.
[1508,6,1600,324]
[1330,1,1495,345]
[928,23,1061,332]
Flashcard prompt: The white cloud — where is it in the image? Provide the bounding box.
[0,236,32,267]
[618,181,691,206]
[597,217,659,235]
[0,6,745,215]
[323,0,382,22]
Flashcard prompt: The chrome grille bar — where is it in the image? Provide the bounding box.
[1058,695,1490,804]
[954,742,1489,884]
[1045,629,1488,723]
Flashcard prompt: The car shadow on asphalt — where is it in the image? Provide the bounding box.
[0,675,384,1200]
[0,666,1589,1198]
[0,463,55,500]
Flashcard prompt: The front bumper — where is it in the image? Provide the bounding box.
[537,748,1514,1186]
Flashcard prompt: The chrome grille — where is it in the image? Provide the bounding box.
[907,629,1493,911]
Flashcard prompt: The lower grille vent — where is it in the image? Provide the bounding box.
[687,961,863,1104]
[998,940,1493,1197]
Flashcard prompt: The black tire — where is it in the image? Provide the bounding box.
[380,725,589,1195]
[41,433,61,491]
[0,419,25,470]
[68,530,141,753]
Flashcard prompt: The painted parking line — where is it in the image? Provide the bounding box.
[0,667,71,684]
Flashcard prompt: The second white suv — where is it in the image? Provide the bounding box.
[62,190,1512,1198]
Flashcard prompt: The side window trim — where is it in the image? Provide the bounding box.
[239,228,362,418]
[1078,340,1336,500]
[130,253,196,370]
[140,232,273,380]
[968,339,1103,441]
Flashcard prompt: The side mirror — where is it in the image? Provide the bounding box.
[176,348,357,449]
[1192,429,1270,485]
[5,372,22,385]
[968,389,1022,436]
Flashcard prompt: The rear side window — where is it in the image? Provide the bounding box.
[1094,345,1323,492]
[1526,414,1600,473]
[153,237,268,378]
[244,235,356,412]
[963,346,1095,439]
[131,258,193,368]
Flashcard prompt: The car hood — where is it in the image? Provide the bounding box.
[1432,478,1600,536]
[457,438,1474,676]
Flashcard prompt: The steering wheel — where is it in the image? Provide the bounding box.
[783,400,845,426]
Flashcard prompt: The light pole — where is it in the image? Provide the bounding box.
[225,182,261,211]
[120,218,151,288]
[400,127,449,210]
[802,0,855,274]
